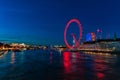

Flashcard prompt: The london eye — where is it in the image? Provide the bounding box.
[64,19,83,49]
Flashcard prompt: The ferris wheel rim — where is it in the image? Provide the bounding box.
[64,18,83,49]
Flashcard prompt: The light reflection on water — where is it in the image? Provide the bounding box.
[63,51,119,80]
[0,50,120,80]
[11,52,15,64]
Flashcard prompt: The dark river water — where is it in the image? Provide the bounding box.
[0,50,120,80]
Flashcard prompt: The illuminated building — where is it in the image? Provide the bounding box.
[79,39,120,52]
[86,32,96,42]
[11,43,27,48]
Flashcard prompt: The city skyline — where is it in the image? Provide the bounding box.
[0,0,120,45]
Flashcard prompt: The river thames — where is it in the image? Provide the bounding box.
[0,49,120,80]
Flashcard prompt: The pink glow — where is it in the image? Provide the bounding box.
[97,73,105,79]
[64,19,83,49]
[63,52,71,73]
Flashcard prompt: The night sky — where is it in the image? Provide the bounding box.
[0,0,120,45]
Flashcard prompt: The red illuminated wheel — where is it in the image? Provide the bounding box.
[64,19,83,49]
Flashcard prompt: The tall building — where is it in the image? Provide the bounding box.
[96,28,102,40]
[114,32,117,40]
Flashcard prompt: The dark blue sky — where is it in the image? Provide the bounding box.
[0,0,120,45]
